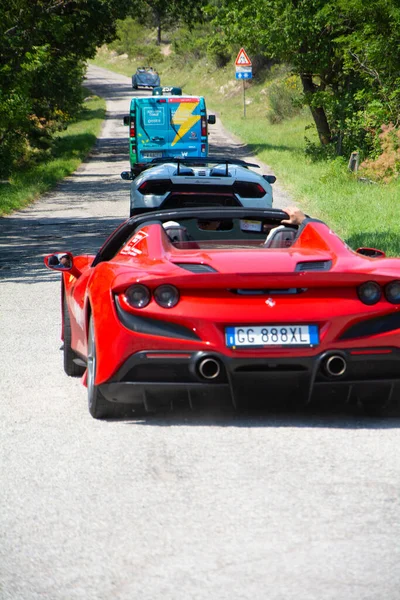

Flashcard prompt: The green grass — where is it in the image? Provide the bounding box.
[0,96,106,216]
[223,114,400,253]
[92,50,400,255]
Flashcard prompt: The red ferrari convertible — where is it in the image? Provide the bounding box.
[45,207,400,419]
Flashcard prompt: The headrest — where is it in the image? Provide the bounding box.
[163,221,180,228]
[173,167,195,176]
[264,225,297,248]
[163,225,191,243]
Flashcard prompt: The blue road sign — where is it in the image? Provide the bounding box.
[236,71,252,79]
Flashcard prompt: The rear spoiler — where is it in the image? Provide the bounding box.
[130,206,290,227]
[146,156,260,175]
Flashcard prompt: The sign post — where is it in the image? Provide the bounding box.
[235,48,252,118]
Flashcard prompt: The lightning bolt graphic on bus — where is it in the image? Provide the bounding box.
[171,101,200,146]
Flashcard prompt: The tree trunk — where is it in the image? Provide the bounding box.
[157,22,161,45]
[300,73,331,145]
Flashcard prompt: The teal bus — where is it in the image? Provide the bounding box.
[123,87,216,175]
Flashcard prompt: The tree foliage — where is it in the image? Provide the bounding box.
[209,0,400,157]
[0,0,131,178]
[126,0,207,44]
[2,0,400,178]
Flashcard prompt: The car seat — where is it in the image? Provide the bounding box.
[164,225,190,243]
[264,225,297,248]
[163,224,199,249]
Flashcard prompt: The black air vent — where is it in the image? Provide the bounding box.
[210,167,232,177]
[173,168,195,176]
[175,263,218,273]
[295,260,332,272]
[339,312,400,340]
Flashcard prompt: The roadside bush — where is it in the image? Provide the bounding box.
[0,90,31,178]
[359,124,400,183]
[266,75,302,123]
[207,37,232,68]
[0,54,86,180]
[0,132,29,180]
[108,18,163,64]
[108,18,148,59]
[251,55,277,73]
[137,45,163,65]
[171,26,209,65]
[304,137,338,162]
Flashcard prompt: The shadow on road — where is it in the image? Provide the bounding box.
[84,79,133,102]
[107,383,400,429]
[210,141,256,162]
[120,407,400,430]
[0,215,123,283]
[114,389,400,429]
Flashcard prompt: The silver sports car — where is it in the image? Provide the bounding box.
[121,157,276,217]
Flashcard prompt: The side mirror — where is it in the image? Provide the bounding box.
[44,252,74,271]
[123,116,130,126]
[263,175,276,184]
[356,247,386,258]
[121,171,133,180]
[44,252,82,278]
[208,115,216,125]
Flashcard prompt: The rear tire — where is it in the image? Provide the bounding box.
[63,296,85,377]
[87,317,117,419]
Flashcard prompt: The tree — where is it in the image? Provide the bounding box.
[127,0,207,44]
[210,0,400,154]
[0,0,132,177]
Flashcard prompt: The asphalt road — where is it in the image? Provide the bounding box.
[1,65,400,600]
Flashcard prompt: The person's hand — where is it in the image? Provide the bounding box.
[281,206,306,226]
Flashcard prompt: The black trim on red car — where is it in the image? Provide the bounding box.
[339,312,400,340]
[115,296,201,341]
[99,348,400,411]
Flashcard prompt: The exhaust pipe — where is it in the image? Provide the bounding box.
[198,357,221,380]
[324,354,347,377]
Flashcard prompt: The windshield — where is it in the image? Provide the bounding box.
[91,210,295,266]
[162,217,298,250]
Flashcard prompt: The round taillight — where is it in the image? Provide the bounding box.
[357,281,381,305]
[124,284,150,308]
[385,280,400,304]
[154,284,179,308]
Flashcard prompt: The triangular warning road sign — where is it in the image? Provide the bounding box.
[235,48,252,67]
